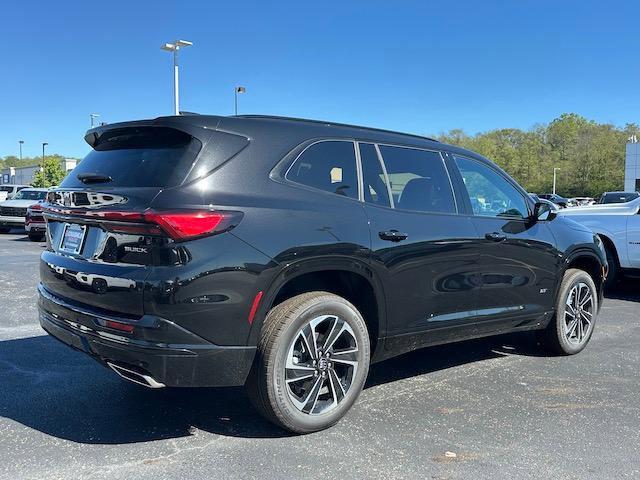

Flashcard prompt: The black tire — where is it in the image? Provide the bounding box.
[603,243,619,290]
[539,268,598,355]
[247,291,370,434]
[28,232,44,242]
[0,227,10,234]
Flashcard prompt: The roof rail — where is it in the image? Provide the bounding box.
[235,114,438,142]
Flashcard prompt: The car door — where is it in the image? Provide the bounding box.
[358,142,482,349]
[449,154,559,327]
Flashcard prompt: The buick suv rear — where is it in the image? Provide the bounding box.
[39,114,606,433]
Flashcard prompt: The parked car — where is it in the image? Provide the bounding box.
[569,197,595,207]
[538,193,569,208]
[597,191,640,204]
[25,202,46,241]
[0,187,48,234]
[560,196,640,286]
[0,184,29,201]
[38,115,606,433]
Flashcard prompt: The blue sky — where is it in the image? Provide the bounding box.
[1,0,639,159]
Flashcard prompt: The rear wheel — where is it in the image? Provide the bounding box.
[247,291,370,434]
[28,232,44,242]
[540,268,598,355]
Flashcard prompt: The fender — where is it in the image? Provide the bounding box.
[556,246,606,311]
[245,255,388,354]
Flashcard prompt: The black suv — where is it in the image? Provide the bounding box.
[38,115,606,433]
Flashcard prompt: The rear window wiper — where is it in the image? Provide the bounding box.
[77,173,113,184]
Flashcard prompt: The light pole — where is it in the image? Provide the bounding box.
[42,142,48,163]
[19,140,24,161]
[161,40,193,115]
[90,113,100,128]
[553,167,561,195]
[234,86,246,115]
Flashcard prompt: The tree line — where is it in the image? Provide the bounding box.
[435,113,640,197]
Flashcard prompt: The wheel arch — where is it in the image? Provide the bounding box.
[248,257,387,357]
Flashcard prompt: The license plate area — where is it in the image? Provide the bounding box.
[59,223,87,255]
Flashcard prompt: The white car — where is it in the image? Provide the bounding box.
[0,184,29,201]
[0,188,48,234]
[559,196,640,284]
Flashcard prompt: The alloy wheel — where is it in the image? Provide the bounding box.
[284,315,359,415]
[564,282,594,345]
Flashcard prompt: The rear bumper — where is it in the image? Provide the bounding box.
[38,283,256,387]
[25,221,46,232]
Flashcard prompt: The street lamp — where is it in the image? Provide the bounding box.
[42,142,48,162]
[234,86,246,115]
[161,39,193,115]
[553,167,561,195]
[19,140,24,161]
[90,113,100,128]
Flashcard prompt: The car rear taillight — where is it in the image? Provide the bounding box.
[85,209,242,240]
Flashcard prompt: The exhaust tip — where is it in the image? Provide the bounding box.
[107,362,165,389]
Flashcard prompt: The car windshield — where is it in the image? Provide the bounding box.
[0,186,15,193]
[13,190,46,201]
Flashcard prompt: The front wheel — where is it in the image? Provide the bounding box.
[247,292,370,434]
[539,268,598,355]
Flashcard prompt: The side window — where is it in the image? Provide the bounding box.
[286,141,358,199]
[359,143,391,207]
[453,155,529,219]
[378,145,456,214]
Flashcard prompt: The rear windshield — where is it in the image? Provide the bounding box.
[61,127,202,188]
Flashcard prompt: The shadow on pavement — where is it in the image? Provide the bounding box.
[0,279,637,444]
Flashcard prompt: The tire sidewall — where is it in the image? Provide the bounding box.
[267,296,370,433]
[555,270,598,354]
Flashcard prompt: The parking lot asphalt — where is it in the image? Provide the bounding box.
[0,230,639,480]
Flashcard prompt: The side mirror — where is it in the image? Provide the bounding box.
[533,201,554,221]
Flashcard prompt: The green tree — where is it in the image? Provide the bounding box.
[435,113,630,197]
[32,157,67,187]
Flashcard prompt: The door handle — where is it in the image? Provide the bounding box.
[485,232,507,242]
[379,230,408,242]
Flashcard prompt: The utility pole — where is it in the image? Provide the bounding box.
[19,140,24,161]
[553,167,560,195]
[234,86,246,115]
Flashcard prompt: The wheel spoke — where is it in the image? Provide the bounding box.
[577,314,584,341]
[285,365,316,384]
[566,318,578,338]
[328,368,346,405]
[565,303,577,318]
[300,323,319,360]
[301,376,324,414]
[322,316,346,352]
[330,347,358,366]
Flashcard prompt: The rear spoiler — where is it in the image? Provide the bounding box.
[84,116,223,149]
